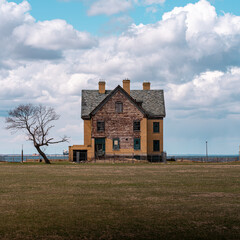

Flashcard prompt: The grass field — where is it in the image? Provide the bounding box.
[0,162,239,240]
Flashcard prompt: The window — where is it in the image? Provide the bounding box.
[153,122,159,133]
[153,140,160,152]
[113,138,120,150]
[97,121,105,132]
[133,121,140,131]
[115,102,123,113]
[134,138,141,150]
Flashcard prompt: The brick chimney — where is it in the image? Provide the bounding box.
[143,82,150,90]
[98,81,106,94]
[122,79,130,95]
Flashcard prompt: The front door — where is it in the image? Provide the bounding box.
[95,138,105,158]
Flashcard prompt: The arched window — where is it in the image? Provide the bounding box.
[115,102,123,113]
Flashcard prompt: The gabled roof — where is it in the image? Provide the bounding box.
[81,85,166,119]
[90,85,147,117]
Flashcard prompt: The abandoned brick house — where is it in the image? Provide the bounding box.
[69,79,166,161]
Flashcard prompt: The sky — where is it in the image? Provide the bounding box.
[1,0,240,155]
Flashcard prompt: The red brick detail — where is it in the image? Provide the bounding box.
[92,91,144,149]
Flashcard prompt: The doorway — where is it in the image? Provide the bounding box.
[95,138,105,158]
[73,150,87,162]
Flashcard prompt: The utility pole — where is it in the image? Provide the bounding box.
[239,145,240,162]
[206,141,208,162]
[21,144,23,163]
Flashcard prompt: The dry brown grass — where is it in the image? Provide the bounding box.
[0,162,239,240]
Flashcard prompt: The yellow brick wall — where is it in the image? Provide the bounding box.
[147,119,163,154]
[68,142,94,161]
[140,118,148,154]
[84,120,92,146]
[68,120,94,161]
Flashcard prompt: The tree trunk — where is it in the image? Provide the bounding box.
[35,145,51,164]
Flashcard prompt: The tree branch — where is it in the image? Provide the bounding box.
[5,104,69,164]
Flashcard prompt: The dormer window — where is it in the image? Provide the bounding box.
[115,102,123,113]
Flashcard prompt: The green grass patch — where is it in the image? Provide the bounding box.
[0,163,239,239]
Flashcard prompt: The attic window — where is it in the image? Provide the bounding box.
[97,121,105,132]
[115,102,123,113]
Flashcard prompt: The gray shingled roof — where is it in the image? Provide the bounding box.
[81,88,165,119]
[130,90,165,117]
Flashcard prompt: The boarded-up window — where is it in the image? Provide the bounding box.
[97,121,105,132]
[113,138,120,150]
[134,138,141,150]
[133,121,140,131]
[115,102,123,113]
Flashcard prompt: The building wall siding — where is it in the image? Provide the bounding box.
[92,91,146,153]
[147,119,163,154]
[84,120,92,146]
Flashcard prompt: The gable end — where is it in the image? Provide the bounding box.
[90,85,147,117]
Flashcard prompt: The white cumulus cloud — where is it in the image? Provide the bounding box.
[167,68,240,115]
[13,19,97,51]
[143,0,165,5]
[88,0,132,16]
[1,0,240,154]
[87,0,166,16]
[0,0,97,64]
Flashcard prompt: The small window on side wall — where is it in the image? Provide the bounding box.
[134,138,141,150]
[133,121,140,131]
[115,102,123,113]
[153,122,159,133]
[97,121,105,132]
[153,140,160,152]
[113,138,120,150]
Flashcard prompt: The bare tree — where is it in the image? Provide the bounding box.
[5,104,68,164]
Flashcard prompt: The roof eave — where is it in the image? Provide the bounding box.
[147,114,166,119]
[82,115,91,120]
